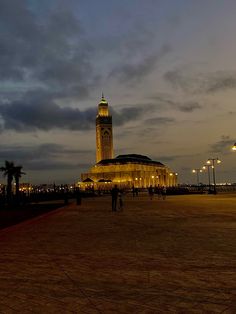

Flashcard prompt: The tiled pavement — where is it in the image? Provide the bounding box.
[0,193,236,313]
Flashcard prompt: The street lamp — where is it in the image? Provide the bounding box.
[232,143,236,151]
[202,165,211,193]
[207,158,221,194]
[192,168,203,187]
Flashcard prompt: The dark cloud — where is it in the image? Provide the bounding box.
[164,68,236,94]
[114,113,174,140]
[109,44,171,84]
[163,69,199,93]
[0,143,94,161]
[205,74,236,93]
[0,1,173,134]
[0,143,94,171]
[149,94,202,112]
[0,0,95,101]
[0,100,151,131]
[178,102,202,112]
[115,126,140,140]
[0,100,96,131]
[111,104,156,126]
[210,135,235,154]
[26,161,90,171]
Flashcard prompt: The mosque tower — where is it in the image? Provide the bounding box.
[96,94,114,162]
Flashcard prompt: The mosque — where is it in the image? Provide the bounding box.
[80,95,177,189]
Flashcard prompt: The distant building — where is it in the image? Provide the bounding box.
[81,95,177,189]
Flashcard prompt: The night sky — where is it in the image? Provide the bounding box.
[0,0,235,184]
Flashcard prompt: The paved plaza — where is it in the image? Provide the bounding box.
[0,193,236,313]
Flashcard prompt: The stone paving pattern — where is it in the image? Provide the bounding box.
[0,193,236,313]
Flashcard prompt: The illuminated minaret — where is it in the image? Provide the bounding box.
[96,94,114,162]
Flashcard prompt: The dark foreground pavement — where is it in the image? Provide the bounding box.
[0,193,236,313]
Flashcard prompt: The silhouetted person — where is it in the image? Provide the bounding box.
[132,185,135,197]
[111,185,119,212]
[148,185,154,200]
[154,186,158,194]
[156,185,162,199]
[162,186,167,200]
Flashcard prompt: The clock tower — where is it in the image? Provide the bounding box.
[96,94,114,163]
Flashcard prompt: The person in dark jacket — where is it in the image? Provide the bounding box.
[148,185,154,200]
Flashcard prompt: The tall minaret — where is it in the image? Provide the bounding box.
[96,94,114,162]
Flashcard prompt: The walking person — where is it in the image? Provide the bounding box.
[111,184,119,212]
[157,184,162,199]
[162,186,167,200]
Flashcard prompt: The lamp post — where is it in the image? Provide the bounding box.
[207,158,221,194]
[202,165,211,193]
[232,143,236,151]
[192,169,203,188]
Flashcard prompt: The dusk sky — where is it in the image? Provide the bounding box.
[0,0,235,184]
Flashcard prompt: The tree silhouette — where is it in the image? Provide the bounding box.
[14,166,26,203]
[1,161,26,205]
[0,161,15,204]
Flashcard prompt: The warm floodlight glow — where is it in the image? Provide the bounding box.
[202,166,206,170]
[192,169,196,173]
[207,160,211,164]
[151,175,154,179]
[233,143,236,151]
[169,173,173,176]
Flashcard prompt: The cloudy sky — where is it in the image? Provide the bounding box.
[0,0,235,184]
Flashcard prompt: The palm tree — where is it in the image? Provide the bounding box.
[0,161,15,204]
[14,166,26,202]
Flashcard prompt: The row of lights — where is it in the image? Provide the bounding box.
[191,143,236,193]
[192,158,221,194]
[135,173,178,184]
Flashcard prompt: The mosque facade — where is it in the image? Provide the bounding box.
[80,96,177,189]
